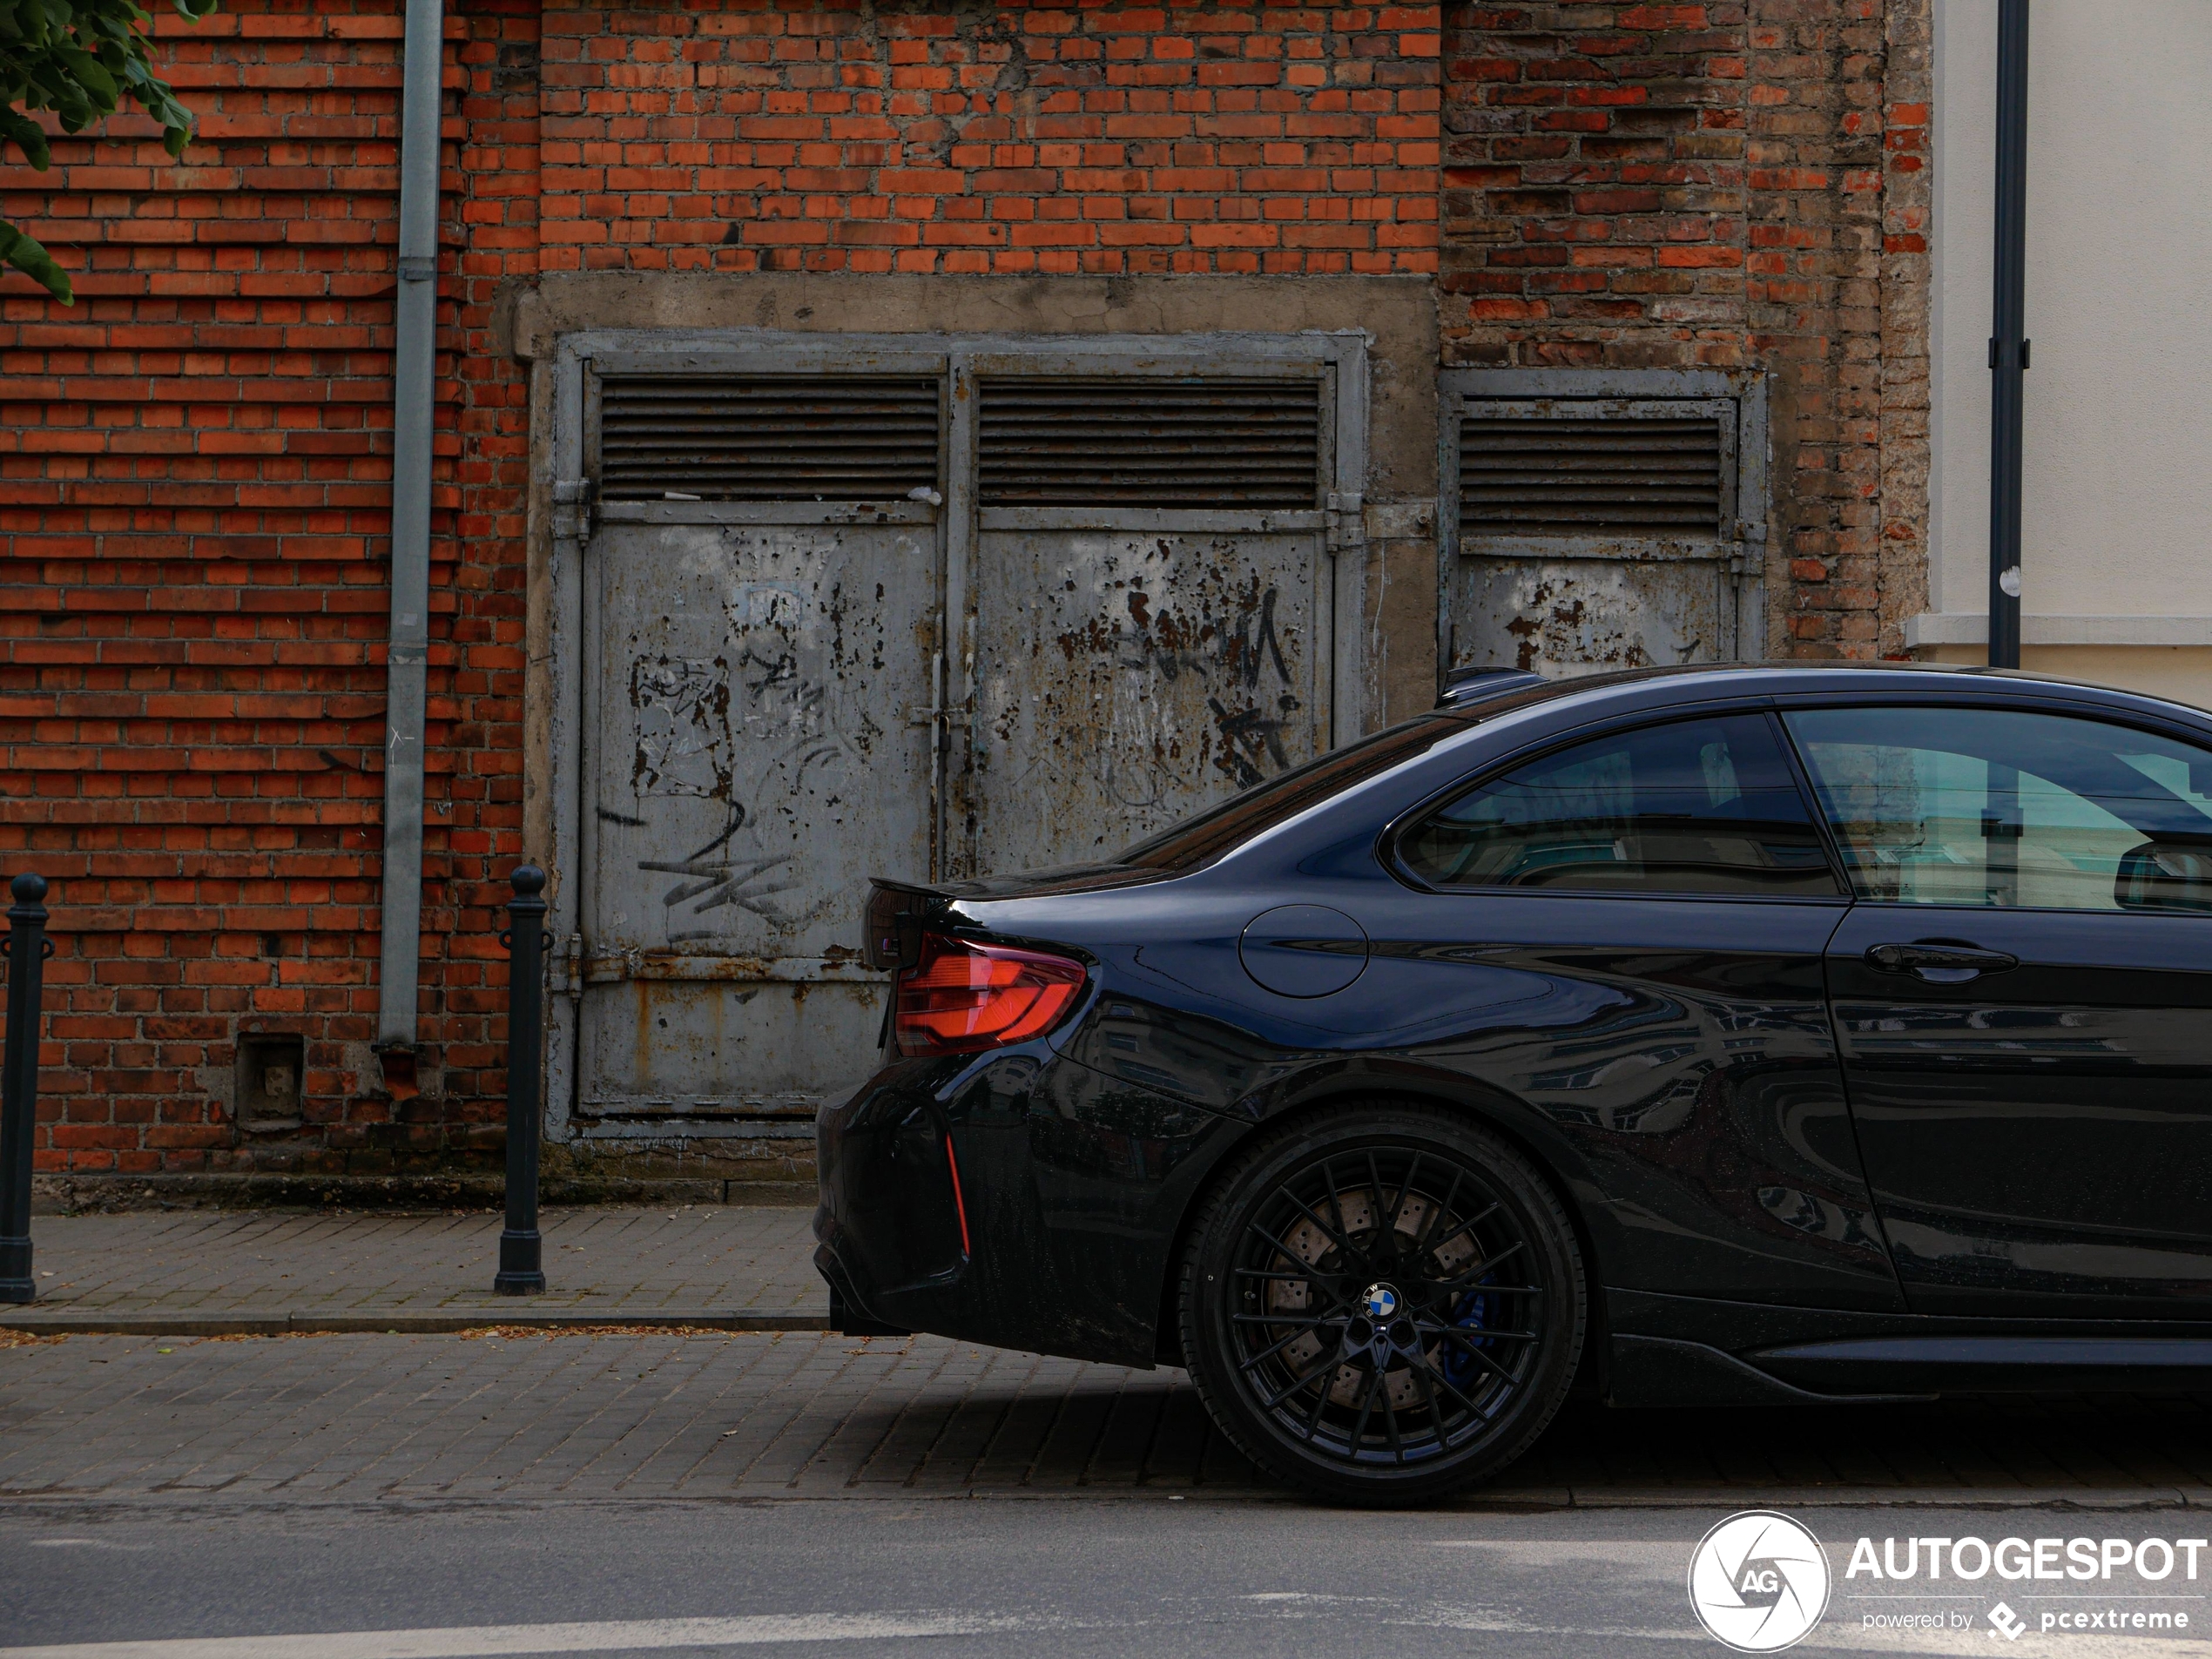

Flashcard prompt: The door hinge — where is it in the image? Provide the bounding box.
[565,932,584,1001]
[1325,489,1366,556]
[554,478,597,542]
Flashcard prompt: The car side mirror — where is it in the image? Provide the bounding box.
[2115,839,2212,914]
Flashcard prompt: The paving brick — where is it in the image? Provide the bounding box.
[0,1202,825,1329]
[0,1327,2207,1507]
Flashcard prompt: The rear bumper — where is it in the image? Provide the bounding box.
[811,1046,1248,1368]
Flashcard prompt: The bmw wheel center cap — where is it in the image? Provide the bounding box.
[1362,1283,1400,1320]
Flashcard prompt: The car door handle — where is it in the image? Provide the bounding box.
[1864,942,2020,984]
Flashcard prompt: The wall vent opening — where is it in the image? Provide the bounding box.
[235,1031,306,1135]
[1458,403,1725,537]
[596,375,941,502]
[977,376,1321,507]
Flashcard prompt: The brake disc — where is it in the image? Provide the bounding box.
[1263,1186,1480,1412]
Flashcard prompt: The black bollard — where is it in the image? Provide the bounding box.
[0,873,51,1305]
[495,864,548,1294]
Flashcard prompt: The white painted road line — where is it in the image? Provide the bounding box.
[12,1608,2212,1659]
[0,1613,1022,1659]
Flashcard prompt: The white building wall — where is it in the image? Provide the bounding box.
[1923,0,2212,705]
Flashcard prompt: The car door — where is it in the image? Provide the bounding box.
[1784,700,2212,1317]
[1362,707,1901,1311]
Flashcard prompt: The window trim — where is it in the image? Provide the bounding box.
[1381,701,1851,904]
[1770,695,2212,920]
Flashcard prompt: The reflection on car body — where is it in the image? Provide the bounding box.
[817,664,2212,1503]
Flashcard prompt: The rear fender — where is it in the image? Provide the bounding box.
[1145,1058,1625,1367]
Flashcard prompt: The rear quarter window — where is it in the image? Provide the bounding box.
[1116,716,1471,873]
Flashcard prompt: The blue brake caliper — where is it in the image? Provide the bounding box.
[1439,1281,1494,1393]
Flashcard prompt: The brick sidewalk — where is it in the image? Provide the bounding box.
[1,1330,2207,1508]
[4,1212,2208,1513]
[0,1205,826,1334]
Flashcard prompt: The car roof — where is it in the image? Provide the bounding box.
[1442,660,2212,732]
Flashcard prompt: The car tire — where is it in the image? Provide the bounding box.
[1177,1100,1585,1507]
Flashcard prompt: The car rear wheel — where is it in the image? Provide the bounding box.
[1178,1101,1584,1506]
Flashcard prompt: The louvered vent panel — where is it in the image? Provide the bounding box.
[597,376,941,502]
[978,377,1321,507]
[1460,410,1723,536]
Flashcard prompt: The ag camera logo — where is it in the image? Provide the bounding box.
[1689,1511,1832,1652]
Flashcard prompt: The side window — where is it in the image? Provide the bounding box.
[1782,706,2212,913]
[1399,713,1840,897]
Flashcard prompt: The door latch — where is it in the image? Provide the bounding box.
[1865,941,2020,984]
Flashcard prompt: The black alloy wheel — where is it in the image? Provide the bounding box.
[1178,1102,1584,1506]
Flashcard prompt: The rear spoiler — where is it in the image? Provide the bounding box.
[1437,664,1544,709]
[862,879,943,971]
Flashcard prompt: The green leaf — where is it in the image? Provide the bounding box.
[3,0,214,240]
[0,104,51,168]
[0,218,71,303]
[53,44,115,105]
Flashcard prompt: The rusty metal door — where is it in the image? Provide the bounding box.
[546,333,1366,1142]
[1439,371,1768,683]
[955,359,1347,874]
[568,360,946,1134]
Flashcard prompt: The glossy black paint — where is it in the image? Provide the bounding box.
[1826,903,2212,1317]
[814,665,2212,1399]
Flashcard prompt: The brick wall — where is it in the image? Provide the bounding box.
[1439,0,1925,659]
[536,0,1440,277]
[0,0,1935,1191]
[0,0,1441,1192]
[0,0,535,1191]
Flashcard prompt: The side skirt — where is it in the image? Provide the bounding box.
[1603,1287,2212,1405]
[1606,1335,1932,1408]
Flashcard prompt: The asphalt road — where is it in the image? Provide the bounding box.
[2,1331,2208,1657]
[2,1496,2209,1658]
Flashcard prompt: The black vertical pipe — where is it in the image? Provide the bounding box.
[0,873,51,1305]
[1986,0,2031,670]
[495,865,548,1294]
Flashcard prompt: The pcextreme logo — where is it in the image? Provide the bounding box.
[1688,1511,1832,1653]
[1847,1533,2205,1639]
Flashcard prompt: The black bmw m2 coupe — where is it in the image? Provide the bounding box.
[814,664,2212,1503]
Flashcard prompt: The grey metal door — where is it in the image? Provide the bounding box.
[957,361,1344,874]
[569,360,946,1136]
[1439,370,1768,682]
[548,332,1366,1143]
[579,515,938,1124]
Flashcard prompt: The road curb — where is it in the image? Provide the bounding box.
[0,1487,2202,1512]
[0,1311,833,1337]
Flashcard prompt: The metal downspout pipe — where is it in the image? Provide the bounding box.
[374,0,445,1085]
[1986,0,2030,671]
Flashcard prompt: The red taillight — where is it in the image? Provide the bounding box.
[894,934,1087,1056]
